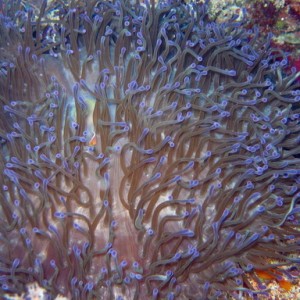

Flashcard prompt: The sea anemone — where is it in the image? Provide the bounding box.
[0,0,300,299]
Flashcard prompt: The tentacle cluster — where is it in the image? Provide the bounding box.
[0,0,300,299]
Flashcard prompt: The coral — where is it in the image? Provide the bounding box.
[289,0,300,19]
[0,0,300,299]
[247,0,280,30]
